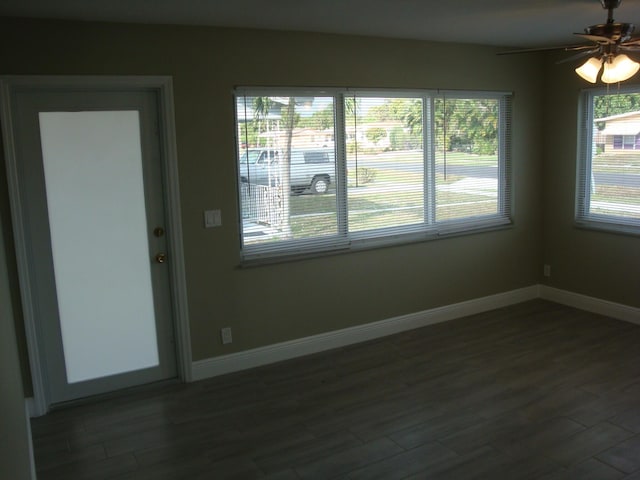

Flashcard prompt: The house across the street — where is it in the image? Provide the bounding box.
[595,110,640,151]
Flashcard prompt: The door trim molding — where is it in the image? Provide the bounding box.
[0,75,192,416]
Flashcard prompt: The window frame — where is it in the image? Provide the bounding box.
[576,87,640,236]
[235,87,513,263]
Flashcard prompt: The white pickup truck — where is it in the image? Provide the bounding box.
[238,148,335,194]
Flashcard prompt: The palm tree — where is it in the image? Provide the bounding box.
[279,97,296,238]
[252,96,294,238]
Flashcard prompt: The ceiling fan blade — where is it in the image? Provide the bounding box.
[565,44,601,51]
[497,45,587,55]
[620,45,640,51]
[556,49,600,64]
[621,38,640,46]
[574,33,615,44]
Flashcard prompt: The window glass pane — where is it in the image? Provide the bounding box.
[587,93,640,222]
[237,96,338,248]
[346,96,424,233]
[435,98,500,222]
[623,135,637,149]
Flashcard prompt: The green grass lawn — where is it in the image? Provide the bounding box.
[248,150,501,241]
[287,165,498,237]
[250,149,640,242]
[591,152,640,218]
[435,151,498,167]
[593,185,640,206]
[593,152,640,173]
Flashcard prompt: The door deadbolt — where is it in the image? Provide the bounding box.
[155,253,167,263]
[153,227,165,237]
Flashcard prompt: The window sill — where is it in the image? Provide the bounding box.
[239,219,513,268]
[575,218,640,237]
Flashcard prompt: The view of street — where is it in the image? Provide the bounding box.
[239,93,640,246]
[590,152,640,218]
[243,149,640,242]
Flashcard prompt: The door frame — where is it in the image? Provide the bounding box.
[0,75,192,416]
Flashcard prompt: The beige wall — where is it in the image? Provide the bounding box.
[0,182,33,479]
[0,17,544,374]
[0,132,31,395]
[541,54,640,307]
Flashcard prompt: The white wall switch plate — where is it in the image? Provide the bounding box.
[204,209,222,228]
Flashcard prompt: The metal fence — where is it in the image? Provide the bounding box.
[240,183,284,227]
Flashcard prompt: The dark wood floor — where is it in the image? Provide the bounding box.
[31,300,640,479]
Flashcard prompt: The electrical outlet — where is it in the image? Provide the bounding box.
[220,327,232,345]
[543,264,551,277]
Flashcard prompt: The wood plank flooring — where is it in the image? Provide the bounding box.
[30,300,640,479]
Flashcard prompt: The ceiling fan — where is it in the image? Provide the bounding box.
[500,0,640,83]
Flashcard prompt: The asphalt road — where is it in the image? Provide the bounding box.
[594,172,640,188]
[354,159,498,178]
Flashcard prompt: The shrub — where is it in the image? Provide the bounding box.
[357,167,376,185]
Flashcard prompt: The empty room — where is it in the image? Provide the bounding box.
[1,0,639,479]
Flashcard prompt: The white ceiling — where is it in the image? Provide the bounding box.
[1,0,640,48]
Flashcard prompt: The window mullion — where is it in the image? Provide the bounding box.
[577,91,594,219]
[424,95,436,225]
[584,93,595,216]
[335,93,349,237]
[498,96,508,217]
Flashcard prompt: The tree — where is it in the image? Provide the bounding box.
[251,96,293,237]
[345,97,358,117]
[594,93,640,119]
[366,127,386,145]
[433,98,498,155]
[403,100,423,137]
[453,99,498,155]
[358,98,422,150]
[280,97,295,238]
[252,96,313,239]
[252,97,275,147]
[298,105,333,130]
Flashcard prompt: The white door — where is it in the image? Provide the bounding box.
[8,88,178,405]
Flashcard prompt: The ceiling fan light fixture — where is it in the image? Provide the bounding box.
[601,53,640,83]
[497,0,639,84]
[576,57,604,83]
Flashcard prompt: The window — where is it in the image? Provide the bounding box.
[612,134,640,150]
[236,88,512,262]
[577,88,640,234]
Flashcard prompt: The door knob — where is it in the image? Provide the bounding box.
[155,253,167,263]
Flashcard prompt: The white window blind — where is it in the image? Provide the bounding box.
[435,95,509,226]
[346,94,426,239]
[577,88,640,234]
[235,88,512,263]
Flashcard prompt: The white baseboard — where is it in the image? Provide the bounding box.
[191,285,640,382]
[191,285,539,381]
[24,399,36,479]
[539,285,640,325]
